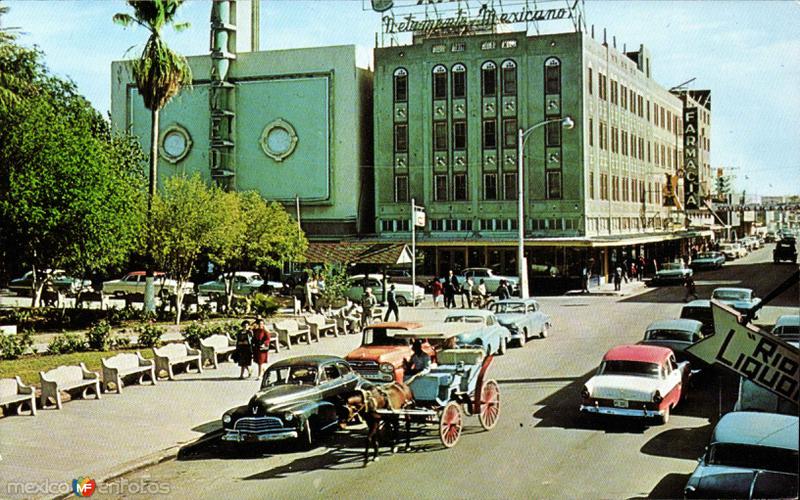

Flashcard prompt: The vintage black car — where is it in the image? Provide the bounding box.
[773,237,797,264]
[221,355,364,447]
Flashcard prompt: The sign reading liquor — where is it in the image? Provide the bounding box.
[370,0,575,36]
[683,107,700,209]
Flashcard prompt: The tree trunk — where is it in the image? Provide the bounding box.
[144,107,160,314]
[175,285,184,325]
[225,271,235,313]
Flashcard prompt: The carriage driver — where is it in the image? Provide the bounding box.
[403,339,431,381]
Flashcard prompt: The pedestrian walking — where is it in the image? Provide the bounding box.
[476,279,488,307]
[304,275,315,312]
[621,253,630,283]
[361,287,376,329]
[384,284,400,321]
[462,277,474,308]
[496,280,510,301]
[613,266,622,291]
[581,263,591,294]
[444,271,457,308]
[630,261,638,282]
[683,274,698,302]
[235,320,254,379]
[432,279,444,308]
[637,255,646,280]
[252,318,271,379]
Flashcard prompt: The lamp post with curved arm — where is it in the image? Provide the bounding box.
[517,116,574,298]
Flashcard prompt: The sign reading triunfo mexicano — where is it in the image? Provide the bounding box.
[380,4,572,36]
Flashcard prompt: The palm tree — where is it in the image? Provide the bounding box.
[114,0,192,313]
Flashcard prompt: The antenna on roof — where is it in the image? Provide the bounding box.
[669,77,696,92]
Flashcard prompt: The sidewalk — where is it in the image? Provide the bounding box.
[564,277,649,297]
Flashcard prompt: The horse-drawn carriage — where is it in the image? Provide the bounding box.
[348,324,501,460]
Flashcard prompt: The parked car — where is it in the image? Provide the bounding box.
[771,314,800,342]
[651,262,692,285]
[638,319,704,364]
[680,300,714,336]
[491,298,551,345]
[198,272,270,297]
[773,238,797,264]
[221,355,364,447]
[718,243,739,260]
[444,310,512,355]
[8,269,91,296]
[690,252,725,270]
[456,268,519,296]
[710,287,761,318]
[580,344,690,424]
[345,274,425,306]
[382,268,431,289]
[345,321,435,383]
[102,271,194,297]
[684,412,799,499]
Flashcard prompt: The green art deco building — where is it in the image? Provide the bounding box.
[372,29,713,288]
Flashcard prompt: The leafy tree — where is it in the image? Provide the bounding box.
[114,0,192,313]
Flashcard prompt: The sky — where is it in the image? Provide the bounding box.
[4,0,799,198]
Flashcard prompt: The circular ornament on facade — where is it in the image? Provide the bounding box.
[260,119,298,162]
[159,125,192,164]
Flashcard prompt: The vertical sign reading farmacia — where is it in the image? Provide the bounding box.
[683,107,700,210]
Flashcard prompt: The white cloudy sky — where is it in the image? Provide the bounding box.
[4,0,799,197]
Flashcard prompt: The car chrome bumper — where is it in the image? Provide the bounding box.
[221,430,299,442]
[579,405,664,419]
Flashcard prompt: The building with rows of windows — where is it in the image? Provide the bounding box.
[371,29,713,290]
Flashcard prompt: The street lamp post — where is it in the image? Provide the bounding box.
[517,116,574,298]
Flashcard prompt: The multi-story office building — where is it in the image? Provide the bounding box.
[372,29,713,289]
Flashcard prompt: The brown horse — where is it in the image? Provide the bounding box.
[346,382,414,465]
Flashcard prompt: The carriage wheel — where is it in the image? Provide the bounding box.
[439,402,463,448]
[478,379,500,431]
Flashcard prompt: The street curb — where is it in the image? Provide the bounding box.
[50,429,222,500]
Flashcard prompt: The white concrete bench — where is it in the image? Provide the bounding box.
[273,319,313,349]
[40,364,101,410]
[101,352,156,393]
[152,343,202,380]
[0,376,36,416]
[200,334,236,369]
[303,313,339,338]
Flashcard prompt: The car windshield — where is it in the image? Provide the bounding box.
[713,290,750,301]
[262,365,318,387]
[707,444,799,474]
[445,316,486,324]
[362,328,409,346]
[662,263,683,271]
[645,329,693,342]
[697,253,718,259]
[599,360,661,378]
[492,303,525,314]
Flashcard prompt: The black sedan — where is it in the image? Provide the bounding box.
[221,355,364,447]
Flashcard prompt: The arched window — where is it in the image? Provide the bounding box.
[393,68,408,102]
[452,63,466,99]
[432,65,447,100]
[481,61,497,97]
[544,57,561,94]
[501,60,517,95]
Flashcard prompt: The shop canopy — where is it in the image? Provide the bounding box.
[304,242,413,266]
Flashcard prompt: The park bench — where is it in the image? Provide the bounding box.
[40,364,101,410]
[200,334,237,369]
[101,352,156,393]
[0,376,36,416]
[303,313,339,338]
[272,319,313,349]
[152,343,203,380]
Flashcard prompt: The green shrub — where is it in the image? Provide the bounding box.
[48,333,87,354]
[110,335,131,350]
[135,323,164,348]
[251,293,279,317]
[181,322,214,349]
[0,329,34,360]
[86,320,112,351]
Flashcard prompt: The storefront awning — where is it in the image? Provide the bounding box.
[304,242,412,266]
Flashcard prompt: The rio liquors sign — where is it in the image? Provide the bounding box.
[683,107,700,210]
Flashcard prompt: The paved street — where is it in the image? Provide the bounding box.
[80,247,797,500]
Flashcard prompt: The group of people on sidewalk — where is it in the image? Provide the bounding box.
[431,270,500,309]
[234,317,271,379]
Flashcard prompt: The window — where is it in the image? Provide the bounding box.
[589,171,595,199]
[393,68,408,102]
[483,173,497,200]
[394,124,408,153]
[588,67,593,95]
[501,60,517,95]
[452,64,466,98]
[611,127,618,153]
[483,120,497,149]
[620,84,627,108]
[453,120,466,150]
[546,171,562,199]
[630,90,636,114]
[481,61,497,96]
[646,99,650,121]
[598,73,607,100]
[432,65,447,100]
[621,131,628,156]
[434,121,448,151]
[453,174,467,201]
[588,118,594,146]
[600,173,609,200]
[599,121,607,150]
[638,95,644,117]
[394,175,409,202]
[611,79,618,104]
[546,121,561,147]
[435,175,448,201]
[503,118,517,148]
[503,172,517,200]
[544,58,561,94]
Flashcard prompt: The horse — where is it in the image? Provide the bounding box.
[346,382,414,465]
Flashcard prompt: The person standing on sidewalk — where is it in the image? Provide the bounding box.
[637,255,646,280]
[581,263,591,294]
[496,280,511,301]
[683,274,698,302]
[361,287,376,329]
[477,279,488,307]
[462,277,474,308]
[235,320,254,379]
[252,318,271,379]
[613,266,622,291]
[432,278,444,308]
[384,284,400,321]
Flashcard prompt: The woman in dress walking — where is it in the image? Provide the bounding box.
[251,318,271,379]
[235,320,254,379]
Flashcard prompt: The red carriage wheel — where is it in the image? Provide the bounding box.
[478,379,500,431]
[439,402,463,448]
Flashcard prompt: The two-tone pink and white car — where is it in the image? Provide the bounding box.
[580,345,689,424]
